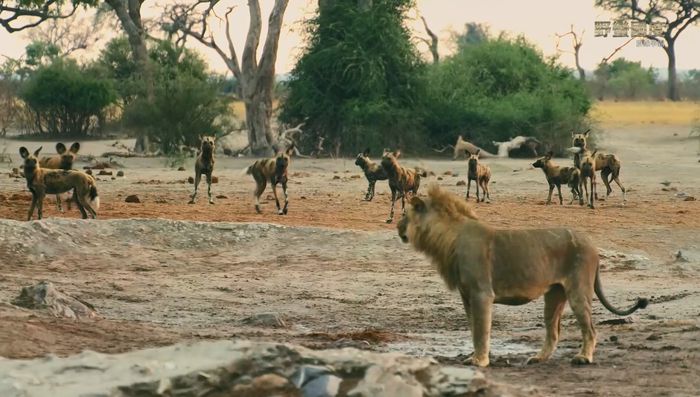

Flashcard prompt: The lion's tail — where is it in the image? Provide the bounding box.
[594,267,648,316]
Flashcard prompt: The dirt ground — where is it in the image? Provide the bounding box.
[0,125,699,396]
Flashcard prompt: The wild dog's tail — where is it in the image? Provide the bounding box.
[610,155,622,179]
[594,266,648,316]
[89,183,100,210]
[568,169,580,189]
[241,164,253,176]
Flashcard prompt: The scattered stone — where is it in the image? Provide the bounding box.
[333,175,340,180]
[661,187,677,192]
[350,174,361,179]
[211,176,219,184]
[609,335,619,342]
[443,171,453,176]
[241,312,287,328]
[98,170,113,176]
[452,172,459,177]
[646,333,662,341]
[187,176,194,184]
[111,177,116,180]
[177,166,186,171]
[599,317,633,325]
[216,194,228,199]
[660,181,672,186]
[125,195,141,203]
[0,340,525,397]
[300,196,307,200]
[12,281,97,320]
[674,250,689,263]
[683,196,696,201]
[116,170,124,177]
[437,177,443,181]
[86,169,93,176]
[456,180,466,186]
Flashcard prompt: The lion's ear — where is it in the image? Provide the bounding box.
[410,196,426,212]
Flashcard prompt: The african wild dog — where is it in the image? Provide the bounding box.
[532,151,583,206]
[355,148,388,201]
[39,142,81,212]
[580,150,597,209]
[244,144,295,215]
[466,149,491,203]
[189,136,216,205]
[571,129,626,202]
[20,146,99,220]
[381,149,427,223]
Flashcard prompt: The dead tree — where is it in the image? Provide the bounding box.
[555,25,585,81]
[164,0,290,156]
[419,15,439,64]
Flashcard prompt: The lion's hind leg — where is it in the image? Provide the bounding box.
[567,287,597,365]
[527,284,567,365]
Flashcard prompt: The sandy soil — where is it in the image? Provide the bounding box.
[0,125,699,396]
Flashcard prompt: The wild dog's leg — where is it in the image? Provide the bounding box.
[206,172,214,204]
[55,194,63,212]
[369,180,376,201]
[546,184,554,205]
[254,178,267,214]
[589,175,596,209]
[189,170,201,204]
[567,288,597,365]
[27,190,38,221]
[75,196,88,219]
[556,183,563,205]
[466,178,472,199]
[600,168,612,199]
[527,285,567,364]
[281,179,289,215]
[475,177,481,203]
[271,180,283,215]
[612,173,626,203]
[467,292,494,367]
[364,179,372,201]
[578,180,584,206]
[76,190,94,219]
[582,177,589,206]
[386,187,397,224]
[400,188,407,216]
[37,191,45,220]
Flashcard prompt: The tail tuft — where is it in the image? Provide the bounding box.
[89,184,100,210]
[637,297,649,309]
[241,165,252,176]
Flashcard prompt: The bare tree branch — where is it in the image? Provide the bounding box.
[0,0,79,33]
[419,15,439,64]
[555,24,585,80]
[601,37,635,64]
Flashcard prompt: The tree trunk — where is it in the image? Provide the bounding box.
[245,94,274,156]
[665,42,679,101]
[574,48,585,81]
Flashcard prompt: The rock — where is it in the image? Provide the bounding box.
[211,176,219,184]
[456,180,466,186]
[350,174,361,179]
[177,167,186,171]
[98,170,113,176]
[242,312,287,328]
[86,169,93,176]
[443,171,452,176]
[646,333,662,341]
[216,195,228,199]
[116,170,125,177]
[437,177,443,181]
[187,176,194,184]
[452,172,459,177]
[333,175,340,180]
[598,317,633,325]
[683,196,696,201]
[11,281,97,320]
[125,195,141,203]
[0,340,527,397]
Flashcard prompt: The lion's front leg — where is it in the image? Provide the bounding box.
[467,292,494,367]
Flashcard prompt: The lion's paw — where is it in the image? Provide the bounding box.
[465,356,490,367]
[571,355,592,366]
[525,355,545,365]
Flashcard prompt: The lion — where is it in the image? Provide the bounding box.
[396,185,648,367]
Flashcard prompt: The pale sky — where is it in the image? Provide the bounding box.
[1,0,699,76]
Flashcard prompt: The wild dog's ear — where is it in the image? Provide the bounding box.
[571,130,576,138]
[410,196,426,212]
[464,149,470,156]
[69,142,80,154]
[34,146,43,157]
[394,150,401,159]
[56,142,67,154]
[476,149,481,156]
[545,150,553,159]
[198,134,203,142]
[285,144,295,156]
[363,147,370,156]
[583,129,590,137]
[19,147,29,159]
[591,150,597,156]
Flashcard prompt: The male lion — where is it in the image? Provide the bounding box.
[396,185,648,367]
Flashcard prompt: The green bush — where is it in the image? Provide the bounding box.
[421,36,591,156]
[20,59,117,137]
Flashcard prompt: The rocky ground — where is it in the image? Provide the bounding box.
[0,125,698,396]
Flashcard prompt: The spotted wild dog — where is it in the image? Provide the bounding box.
[579,150,597,209]
[189,136,216,205]
[571,129,626,203]
[466,149,491,203]
[39,142,80,212]
[20,146,99,220]
[244,144,295,215]
[381,149,427,224]
[355,148,388,201]
[532,151,583,206]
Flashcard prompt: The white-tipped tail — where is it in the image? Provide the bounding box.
[91,195,100,210]
[240,165,251,176]
[566,146,582,154]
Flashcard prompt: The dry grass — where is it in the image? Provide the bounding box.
[592,101,700,126]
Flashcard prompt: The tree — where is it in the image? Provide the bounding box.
[163,0,290,156]
[419,15,439,64]
[0,0,97,33]
[595,0,700,101]
[452,22,489,51]
[25,6,111,56]
[20,58,117,136]
[280,0,426,155]
[555,25,585,81]
[592,58,656,99]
